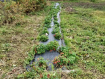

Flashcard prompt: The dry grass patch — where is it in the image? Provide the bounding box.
[0,14,44,79]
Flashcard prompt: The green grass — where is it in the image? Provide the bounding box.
[0,6,51,79]
[0,16,43,78]
[61,0,105,3]
[0,2,58,78]
[61,2,105,79]
[1,1,105,78]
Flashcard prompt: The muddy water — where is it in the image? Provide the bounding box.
[26,3,65,71]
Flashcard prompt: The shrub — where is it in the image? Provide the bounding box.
[1,1,18,24]
[57,6,60,10]
[1,0,47,25]
[18,0,46,14]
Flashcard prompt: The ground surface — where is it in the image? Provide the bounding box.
[0,1,105,79]
[0,12,45,79]
[60,1,105,79]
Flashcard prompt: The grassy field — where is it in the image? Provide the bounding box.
[0,0,105,79]
[0,1,52,78]
[0,15,44,79]
[60,1,105,79]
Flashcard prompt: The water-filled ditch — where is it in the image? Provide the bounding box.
[26,3,65,71]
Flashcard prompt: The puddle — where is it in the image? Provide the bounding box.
[26,3,65,71]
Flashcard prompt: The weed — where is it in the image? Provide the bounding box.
[61,1,105,78]
[2,43,10,52]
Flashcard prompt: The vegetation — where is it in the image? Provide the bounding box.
[0,0,46,25]
[0,0,105,78]
[34,44,46,54]
[52,26,60,34]
[0,0,49,78]
[53,46,77,67]
[40,27,49,35]
[60,1,105,78]
[54,21,59,27]
[52,25,61,40]
[18,57,57,79]
[46,41,59,51]
[53,33,61,40]
[36,57,48,68]
[44,16,51,28]
[38,35,49,42]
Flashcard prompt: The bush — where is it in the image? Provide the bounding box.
[1,0,47,25]
[18,0,46,14]
[1,1,18,24]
